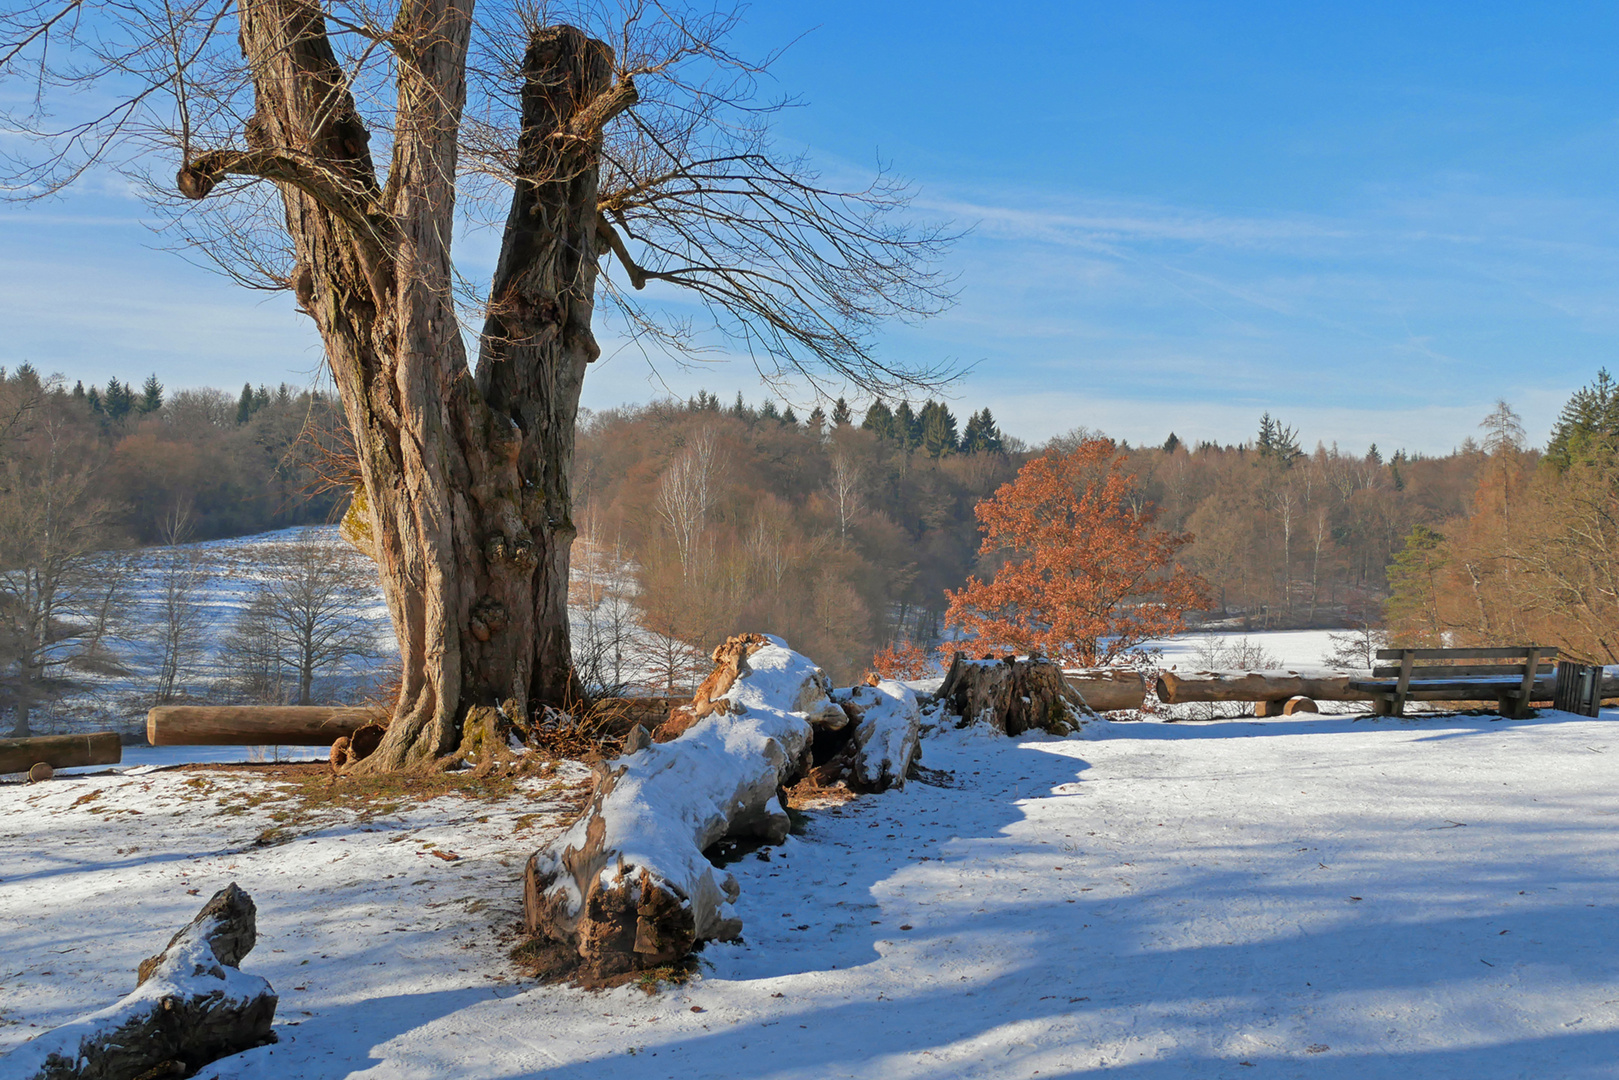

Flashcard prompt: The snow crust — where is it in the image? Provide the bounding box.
[530,636,829,937]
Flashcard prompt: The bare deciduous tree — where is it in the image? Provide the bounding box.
[221,530,380,704]
[655,425,722,580]
[1,0,954,768]
[150,500,211,703]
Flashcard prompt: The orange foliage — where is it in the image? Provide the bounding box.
[872,640,931,679]
[943,438,1209,665]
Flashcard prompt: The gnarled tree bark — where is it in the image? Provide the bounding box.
[198,9,626,768]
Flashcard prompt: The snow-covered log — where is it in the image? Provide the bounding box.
[937,653,1093,735]
[3,883,277,1080]
[522,634,838,977]
[809,680,923,792]
[1062,668,1149,711]
[0,733,121,774]
[1156,668,1380,704]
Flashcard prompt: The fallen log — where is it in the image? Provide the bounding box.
[3,883,277,1080]
[938,654,1093,735]
[1156,668,1380,705]
[147,706,382,746]
[523,634,839,979]
[0,732,121,775]
[1063,668,1149,712]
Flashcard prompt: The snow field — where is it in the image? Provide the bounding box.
[8,707,1619,1077]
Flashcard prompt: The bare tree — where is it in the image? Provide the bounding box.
[655,425,722,580]
[0,408,126,736]
[827,446,863,542]
[221,530,380,705]
[1,1,954,768]
[149,500,211,703]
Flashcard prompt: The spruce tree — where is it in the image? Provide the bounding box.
[1162,432,1181,453]
[861,401,896,440]
[1546,369,1619,469]
[86,386,103,414]
[807,404,827,434]
[12,363,40,392]
[70,381,86,403]
[831,397,852,427]
[760,399,780,421]
[732,392,750,420]
[236,383,255,424]
[103,376,134,421]
[781,404,798,425]
[961,410,985,453]
[253,385,270,413]
[894,401,920,451]
[919,400,959,457]
[138,373,164,414]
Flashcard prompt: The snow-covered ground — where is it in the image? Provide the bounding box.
[7,707,1619,1078]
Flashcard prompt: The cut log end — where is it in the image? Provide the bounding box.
[27,762,52,782]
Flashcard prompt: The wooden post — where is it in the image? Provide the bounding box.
[1508,648,1542,719]
[1392,650,1414,717]
[1,732,121,774]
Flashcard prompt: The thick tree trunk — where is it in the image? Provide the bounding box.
[227,6,616,770]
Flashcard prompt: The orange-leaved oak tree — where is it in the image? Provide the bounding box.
[943,438,1208,665]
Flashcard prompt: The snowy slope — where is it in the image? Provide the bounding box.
[7,709,1619,1077]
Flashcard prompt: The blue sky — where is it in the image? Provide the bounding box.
[4,2,1618,453]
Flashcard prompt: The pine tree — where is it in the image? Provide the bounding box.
[103,377,134,421]
[1546,371,1618,469]
[831,397,852,427]
[861,401,896,440]
[919,400,959,458]
[138,373,164,414]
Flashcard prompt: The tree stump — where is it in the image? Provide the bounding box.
[937,653,1093,735]
[3,883,277,1080]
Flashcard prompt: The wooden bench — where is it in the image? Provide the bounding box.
[1348,647,1556,719]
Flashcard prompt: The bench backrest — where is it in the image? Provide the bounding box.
[1372,647,1558,681]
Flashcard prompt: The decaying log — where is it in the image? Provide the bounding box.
[147,706,382,747]
[806,680,923,792]
[0,733,120,775]
[1156,669,1379,705]
[1062,668,1149,711]
[937,654,1093,735]
[3,883,277,1080]
[523,635,840,978]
